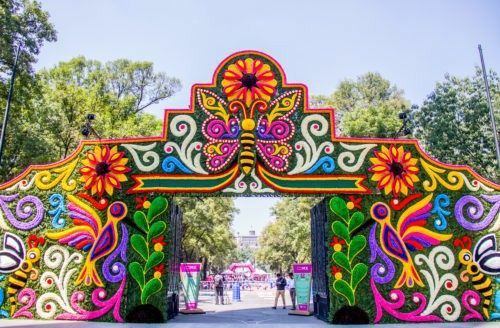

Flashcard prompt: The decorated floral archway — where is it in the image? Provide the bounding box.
[0,50,498,323]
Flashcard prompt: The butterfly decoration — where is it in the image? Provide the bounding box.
[455,234,500,275]
[197,88,301,175]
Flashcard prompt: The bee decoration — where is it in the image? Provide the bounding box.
[455,234,500,319]
[0,233,45,316]
[198,88,300,176]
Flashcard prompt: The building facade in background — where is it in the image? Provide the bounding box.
[236,230,259,249]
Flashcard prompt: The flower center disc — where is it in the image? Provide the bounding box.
[389,162,405,176]
[240,73,258,89]
[96,162,110,176]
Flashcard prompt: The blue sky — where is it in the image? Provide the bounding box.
[35,0,500,235]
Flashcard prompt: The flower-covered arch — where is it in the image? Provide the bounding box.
[0,50,498,323]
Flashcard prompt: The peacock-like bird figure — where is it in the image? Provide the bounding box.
[370,194,452,288]
[47,194,127,286]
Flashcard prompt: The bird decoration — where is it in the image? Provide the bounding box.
[46,194,127,287]
[370,194,452,288]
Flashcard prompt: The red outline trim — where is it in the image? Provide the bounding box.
[1,50,498,191]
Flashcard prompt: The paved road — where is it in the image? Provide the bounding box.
[1,289,499,327]
[169,289,327,326]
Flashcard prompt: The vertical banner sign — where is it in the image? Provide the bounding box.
[293,263,312,312]
[180,263,202,310]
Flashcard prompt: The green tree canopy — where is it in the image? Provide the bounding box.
[256,197,319,272]
[0,0,56,80]
[312,72,409,138]
[0,56,181,180]
[413,68,500,180]
[175,197,239,276]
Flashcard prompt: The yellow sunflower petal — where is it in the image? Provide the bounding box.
[400,183,408,195]
[107,175,120,188]
[116,174,128,182]
[393,178,401,195]
[96,178,103,195]
[396,146,404,161]
[370,164,389,173]
[403,174,415,188]
[379,174,392,188]
[94,145,102,162]
[84,175,95,188]
[87,152,96,163]
[104,182,114,196]
[371,173,386,181]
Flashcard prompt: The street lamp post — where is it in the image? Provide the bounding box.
[478,44,500,170]
[0,43,22,167]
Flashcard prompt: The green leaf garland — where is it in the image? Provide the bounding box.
[329,196,368,306]
[128,196,169,305]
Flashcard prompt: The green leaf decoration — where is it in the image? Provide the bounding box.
[131,234,149,261]
[348,235,367,262]
[147,221,166,242]
[133,211,148,233]
[333,252,351,272]
[147,196,168,223]
[129,262,145,289]
[350,263,368,292]
[329,197,349,223]
[141,278,163,304]
[348,211,365,233]
[332,221,350,243]
[145,251,164,273]
[333,279,355,306]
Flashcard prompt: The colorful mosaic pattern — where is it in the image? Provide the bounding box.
[0,50,498,323]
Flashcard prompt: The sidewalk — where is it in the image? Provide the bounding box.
[1,289,499,327]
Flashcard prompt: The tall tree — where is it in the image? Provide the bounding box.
[0,57,181,180]
[414,68,500,180]
[0,0,56,178]
[175,197,239,277]
[312,72,409,137]
[0,0,57,81]
[256,197,319,272]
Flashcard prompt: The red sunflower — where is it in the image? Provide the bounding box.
[221,58,277,107]
[79,145,131,196]
[369,145,419,197]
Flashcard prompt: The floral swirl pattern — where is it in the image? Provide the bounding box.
[164,115,207,174]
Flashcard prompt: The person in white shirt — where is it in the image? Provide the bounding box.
[286,272,296,310]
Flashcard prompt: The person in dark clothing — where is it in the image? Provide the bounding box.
[214,273,225,305]
[272,273,287,309]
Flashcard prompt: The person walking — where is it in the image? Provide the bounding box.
[287,272,296,310]
[214,272,225,305]
[272,273,287,309]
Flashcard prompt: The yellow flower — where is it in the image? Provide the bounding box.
[154,243,163,252]
[369,145,419,197]
[79,145,130,196]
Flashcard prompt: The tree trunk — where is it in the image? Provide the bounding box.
[202,257,208,280]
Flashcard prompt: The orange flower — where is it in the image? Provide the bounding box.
[221,58,277,107]
[369,145,419,197]
[79,145,130,196]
